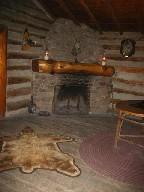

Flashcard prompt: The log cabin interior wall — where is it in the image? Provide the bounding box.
[0,0,143,117]
[0,0,51,117]
[99,33,144,113]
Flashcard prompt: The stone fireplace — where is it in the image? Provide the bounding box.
[32,72,112,115]
[32,18,114,115]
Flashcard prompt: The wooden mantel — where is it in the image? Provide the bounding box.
[32,59,115,77]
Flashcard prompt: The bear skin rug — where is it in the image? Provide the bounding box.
[0,126,80,177]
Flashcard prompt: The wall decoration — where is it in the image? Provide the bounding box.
[120,39,136,57]
[22,28,35,51]
[71,39,81,62]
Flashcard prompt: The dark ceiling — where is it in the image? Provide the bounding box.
[37,0,144,35]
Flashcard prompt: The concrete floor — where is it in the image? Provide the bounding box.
[0,113,143,192]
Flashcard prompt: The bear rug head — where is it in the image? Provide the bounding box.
[0,126,80,177]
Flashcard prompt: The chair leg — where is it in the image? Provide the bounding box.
[114,111,124,148]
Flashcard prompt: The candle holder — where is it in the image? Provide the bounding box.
[44,46,49,60]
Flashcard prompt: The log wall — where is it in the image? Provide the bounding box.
[99,32,144,114]
[0,0,52,117]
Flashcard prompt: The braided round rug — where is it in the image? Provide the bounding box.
[79,132,144,187]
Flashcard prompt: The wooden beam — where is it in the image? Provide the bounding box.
[0,28,7,119]
[102,45,120,50]
[0,13,50,32]
[56,0,78,24]
[8,52,39,59]
[100,36,144,41]
[0,2,51,23]
[109,98,121,105]
[8,39,43,47]
[80,0,103,35]
[102,0,122,35]
[7,65,31,71]
[107,55,144,62]
[113,88,144,97]
[115,66,144,74]
[32,59,115,76]
[7,99,30,111]
[8,77,31,85]
[112,77,144,86]
[103,44,144,51]
[8,27,46,39]
[33,0,55,23]
[7,87,31,98]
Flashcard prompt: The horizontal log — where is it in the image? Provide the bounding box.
[17,0,43,12]
[8,39,22,45]
[8,52,39,59]
[0,2,52,23]
[113,88,144,96]
[7,99,30,111]
[8,39,43,47]
[103,45,144,51]
[0,13,49,32]
[7,87,31,98]
[8,77,31,85]
[112,78,144,86]
[8,27,46,39]
[32,59,115,77]
[109,60,144,68]
[110,98,121,104]
[100,36,144,41]
[115,66,144,74]
[103,45,120,50]
[7,65,31,70]
[0,1,52,26]
[107,55,144,62]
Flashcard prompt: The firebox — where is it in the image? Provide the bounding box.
[52,74,90,115]
[52,85,90,114]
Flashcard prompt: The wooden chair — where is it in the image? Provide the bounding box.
[114,100,144,148]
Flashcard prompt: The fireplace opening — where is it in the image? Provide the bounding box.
[52,74,91,115]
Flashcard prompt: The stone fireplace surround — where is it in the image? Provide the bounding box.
[31,18,114,115]
[32,72,112,115]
